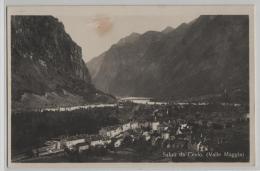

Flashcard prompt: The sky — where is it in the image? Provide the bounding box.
[57,13,198,62]
[7,5,253,62]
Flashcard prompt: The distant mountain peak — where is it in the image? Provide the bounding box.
[162,26,174,34]
[117,32,141,45]
[130,32,141,37]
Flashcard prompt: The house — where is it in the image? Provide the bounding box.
[109,129,118,137]
[176,127,183,135]
[161,132,170,140]
[99,125,122,138]
[62,138,85,149]
[151,122,160,131]
[107,126,122,137]
[118,102,125,108]
[76,142,90,153]
[44,140,61,150]
[35,146,52,157]
[114,139,123,148]
[114,133,123,140]
[103,137,112,145]
[180,123,189,130]
[116,126,123,134]
[122,123,131,131]
[142,131,151,141]
[139,121,151,128]
[90,136,105,147]
[33,142,64,157]
[90,139,104,147]
[130,122,139,129]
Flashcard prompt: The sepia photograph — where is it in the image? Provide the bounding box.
[6,5,255,167]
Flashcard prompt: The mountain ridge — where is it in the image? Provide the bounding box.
[87,15,249,103]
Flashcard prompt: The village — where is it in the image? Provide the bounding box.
[28,98,249,162]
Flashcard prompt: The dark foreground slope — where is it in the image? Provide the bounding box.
[88,15,249,103]
[11,16,114,111]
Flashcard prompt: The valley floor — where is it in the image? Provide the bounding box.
[11,100,250,163]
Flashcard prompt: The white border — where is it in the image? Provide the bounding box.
[1,0,5,171]
[1,0,260,171]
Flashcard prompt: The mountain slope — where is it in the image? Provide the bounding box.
[11,16,114,110]
[88,15,249,103]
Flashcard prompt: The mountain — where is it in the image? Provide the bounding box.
[87,15,249,103]
[11,16,114,111]
[162,26,174,34]
[86,32,142,78]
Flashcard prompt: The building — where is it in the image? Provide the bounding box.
[151,122,160,131]
[89,135,112,147]
[90,136,105,147]
[142,131,151,141]
[158,122,170,132]
[119,97,153,104]
[90,139,104,147]
[76,142,90,153]
[116,126,123,134]
[180,123,189,130]
[103,137,112,145]
[35,146,52,157]
[33,142,63,157]
[109,129,118,137]
[161,132,170,140]
[99,125,122,138]
[130,121,139,129]
[176,127,183,135]
[44,140,61,150]
[114,139,123,148]
[62,138,85,149]
[139,121,151,128]
[122,123,131,131]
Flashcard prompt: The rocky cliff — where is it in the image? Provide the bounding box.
[11,16,114,110]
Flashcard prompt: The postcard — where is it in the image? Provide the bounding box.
[6,5,255,168]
